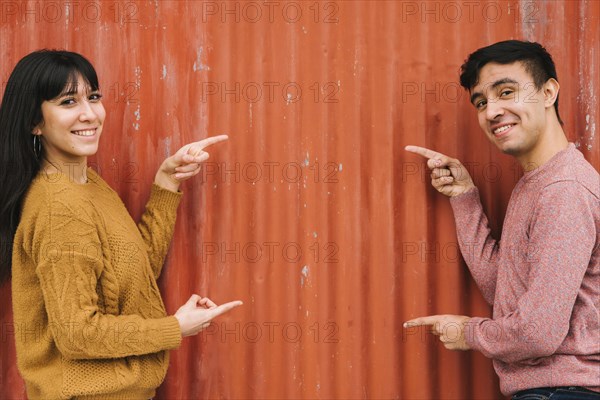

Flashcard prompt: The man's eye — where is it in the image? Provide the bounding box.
[475,99,487,109]
[500,89,513,97]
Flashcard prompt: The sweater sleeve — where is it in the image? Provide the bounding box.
[31,196,182,360]
[449,187,500,305]
[137,184,182,279]
[465,181,596,363]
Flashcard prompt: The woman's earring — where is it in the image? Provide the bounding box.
[33,134,41,158]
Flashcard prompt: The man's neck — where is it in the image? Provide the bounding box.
[516,124,569,172]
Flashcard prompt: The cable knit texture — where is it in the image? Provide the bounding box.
[450,144,600,395]
[12,168,183,399]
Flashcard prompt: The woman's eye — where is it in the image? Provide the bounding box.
[59,98,76,106]
[89,93,103,102]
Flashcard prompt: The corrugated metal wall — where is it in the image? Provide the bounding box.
[1,1,598,399]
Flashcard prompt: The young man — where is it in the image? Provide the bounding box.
[404,41,600,399]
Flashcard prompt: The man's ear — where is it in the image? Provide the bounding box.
[543,78,560,108]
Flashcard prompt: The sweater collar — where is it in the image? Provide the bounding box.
[522,143,576,183]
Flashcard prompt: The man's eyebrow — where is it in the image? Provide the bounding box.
[470,78,519,104]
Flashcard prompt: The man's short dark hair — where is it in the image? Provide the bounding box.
[459,40,562,125]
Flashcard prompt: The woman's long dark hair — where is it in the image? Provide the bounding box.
[0,50,99,283]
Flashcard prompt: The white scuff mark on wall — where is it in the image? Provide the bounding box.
[193,47,211,72]
[161,65,167,79]
[65,2,69,30]
[520,0,543,41]
[132,66,142,130]
[300,265,309,287]
[586,114,590,129]
[133,105,141,131]
[591,114,598,137]
[163,136,171,158]
[577,1,597,151]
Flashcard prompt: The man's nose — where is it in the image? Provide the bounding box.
[485,97,504,121]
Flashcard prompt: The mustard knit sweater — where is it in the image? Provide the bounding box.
[12,168,183,399]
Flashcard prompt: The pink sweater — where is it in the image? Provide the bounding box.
[450,144,600,396]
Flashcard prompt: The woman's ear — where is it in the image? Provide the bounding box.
[32,122,43,135]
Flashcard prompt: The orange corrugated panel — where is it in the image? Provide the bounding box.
[1,1,598,399]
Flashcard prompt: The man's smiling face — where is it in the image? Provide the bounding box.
[470,61,551,159]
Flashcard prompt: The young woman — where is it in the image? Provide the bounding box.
[0,50,242,399]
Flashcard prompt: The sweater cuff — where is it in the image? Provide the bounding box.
[449,186,479,203]
[160,316,183,350]
[465,316,492,357]
[449,187,480,213]
[148,183,183,211]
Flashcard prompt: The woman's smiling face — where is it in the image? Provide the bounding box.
[35,74,105,166]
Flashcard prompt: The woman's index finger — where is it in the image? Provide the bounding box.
[210,300,244,318]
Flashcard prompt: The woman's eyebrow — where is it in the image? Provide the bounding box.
[56,87,97,99]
